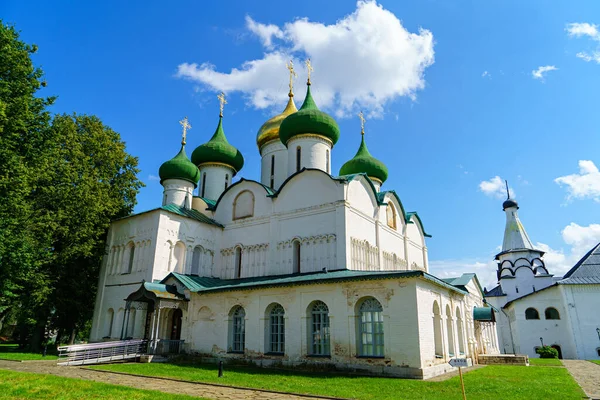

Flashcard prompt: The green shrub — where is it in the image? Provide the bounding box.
[536,346,559,359]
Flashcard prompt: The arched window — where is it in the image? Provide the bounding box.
[192,246,203,275]
[545,307,560,320]
[456,307,465,355]
[309,301,330,356]
[270,155,275,188]
[225,174,229,190]
[326,149,330,174]
[525,308,540,320]
[105,308,114,338]
[201,173,206,197]
[446,305,455,357]
[386,203,397,230]
[296,146,301,172]
[357,297,384,357]
[433,301,443,358]
[292,240,301,274]
[173,241,186,273]
[229,306,245,353]
[233,190,255,220]
[235,247,242,278]
[126,242,135,274]
[268,304,285,354]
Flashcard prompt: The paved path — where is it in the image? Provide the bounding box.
[562,360,600,399]
[0,360,338,400]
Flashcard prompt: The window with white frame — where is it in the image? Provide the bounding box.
[357,297,384,357]
[309,301,330,356]
[229,306,245,353]
[268,304,285,354]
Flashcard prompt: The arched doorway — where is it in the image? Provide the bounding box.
[170,309,183,341]
[551,344,563,359]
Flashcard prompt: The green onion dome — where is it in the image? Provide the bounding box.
[191,116,244,175]
[339,135,388,184]
[279,84,340,147]
[159,145,201,187]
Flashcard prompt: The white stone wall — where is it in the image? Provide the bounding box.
[198,163,235,201]
[506,286,575,358]
[91,170,433,344]
[561,284,600,360]
[179,277,480,378]
[286,136,332,176]
[162,178,195,208]
[260,141,288,190]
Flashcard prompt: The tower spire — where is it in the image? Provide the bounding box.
[305,59,313,85]
[286,60,297,97]
[358,111,366,135]
[179,116,191,146]
[505,179,510,199]
[217,92,227,118]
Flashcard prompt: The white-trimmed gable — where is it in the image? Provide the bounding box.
[274,170,344,214]
[213,180,272,223]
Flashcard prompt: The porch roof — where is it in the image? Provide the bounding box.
[126,282,187,302]
[162,269,468,295]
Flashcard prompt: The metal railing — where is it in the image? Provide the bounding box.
[57,339,147,366]
[150,339,184,355]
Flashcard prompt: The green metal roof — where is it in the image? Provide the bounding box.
[279,84,340,146]
[162,269,467,295]
[161,204,223,227]
[339,135,388,183]
[191,116,244,174]
[473,306,495,322]
[158,145,200,187]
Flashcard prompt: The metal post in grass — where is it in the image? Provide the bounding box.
[218,360,223,377]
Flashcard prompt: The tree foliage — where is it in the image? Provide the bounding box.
[0,21,143,348]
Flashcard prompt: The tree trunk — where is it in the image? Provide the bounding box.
[68,328,76,345]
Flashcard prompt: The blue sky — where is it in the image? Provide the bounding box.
[3,0,600,286]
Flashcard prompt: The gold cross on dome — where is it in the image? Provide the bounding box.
[217,92,227,117]
[179,116,191,145]
[286,60,297,96]
[358,111,366,135]
[305,58,313,85]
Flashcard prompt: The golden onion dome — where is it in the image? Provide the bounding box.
[256,95,297,149]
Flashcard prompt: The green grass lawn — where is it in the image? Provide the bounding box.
[590,360,600,365]
[0,344,58,361]
[528,358,563,366]
[0,369,203,399]
[92,361,585,400]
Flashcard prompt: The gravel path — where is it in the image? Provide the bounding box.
[562,360,600,399]
[0,360,338,400]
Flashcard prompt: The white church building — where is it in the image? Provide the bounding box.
[485,196,600,361]
[90,65,499,379]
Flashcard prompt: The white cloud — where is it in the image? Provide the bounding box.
[567,23,600,64]
[245,16,284,49]
[176,1,435,116]
[531,65,558,81]
[554,160,600,202]
[566,22,600,40]
[148,174,161,182]
[576,51,600,64]
[482,70,490,78]
[479,176,514,199]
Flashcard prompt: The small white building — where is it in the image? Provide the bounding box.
[90,76,498,379]
[485,197,600,360]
